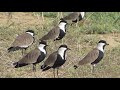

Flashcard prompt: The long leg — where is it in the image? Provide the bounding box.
[61,39,64,45]
[41,12,44,22]
[53,69,55,78]
[21,48,27,55]
[57,12,60,19]
[57,68,59,78]
[57,12,63,19]
[33,64,36,72]
[7,12,12,24]
[60,12,63,18]
[54,40,57,49]
[22,49,24,55]
[24,48,27,54]
[76,21,78,27]
[92,64,96,73]
[76,18,79,27]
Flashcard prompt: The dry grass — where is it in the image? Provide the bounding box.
[0,12,120,78]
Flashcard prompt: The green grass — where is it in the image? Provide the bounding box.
[0,12,120,78]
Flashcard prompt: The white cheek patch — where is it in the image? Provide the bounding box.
[97,43,105,52]
[38,44,46,54]
[58,47,67,59]
[80,12,85,18]
[58,22,67,32]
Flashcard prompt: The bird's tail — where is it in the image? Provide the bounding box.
[8,47,19,52]
[13,62,28,68]
[41,65,51,71]
[13,62,19,68]
[8,47,14,52]
[73,65,78,69]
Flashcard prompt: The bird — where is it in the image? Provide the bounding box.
[12,40,48,71]
[60,12,85,26]
[8,30,35,55]
[41,45,71,78]
[40,20,68,42]
[74,40,109,73]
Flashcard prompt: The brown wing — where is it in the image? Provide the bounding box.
[12,33,34,47]
[18,48,41,64]
[43,51,58,67]
[62,12,80,21]
[40,26,60,41]
[78,48,99,65]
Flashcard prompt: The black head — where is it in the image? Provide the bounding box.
[26,30,35,35]
[59,19,68,24]
[98,40,109,45]
[39,40,48,46]
[59,45,71,50]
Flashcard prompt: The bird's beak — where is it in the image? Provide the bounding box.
[67,48,71,50]
[106,43,109,45]
[46,45,49,46]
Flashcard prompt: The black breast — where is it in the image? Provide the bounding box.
[56,29,66,40]
[72,14,83,23]
[52,54,66,69]
[78,14,83,21]
[72,19,78,23]
[34,52,46,64]
[91,50,104,65]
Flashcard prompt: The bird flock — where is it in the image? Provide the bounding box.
[7,12,109,78]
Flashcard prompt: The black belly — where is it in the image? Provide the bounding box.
[52,54,66,69]
[56,29,66,40]
[91,50,104,65]
[34,52,46,64]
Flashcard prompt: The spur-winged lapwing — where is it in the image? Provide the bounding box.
[8,30,35,55]
[60,12,85,26]
[13,41,48,71]
[41,45,70,78]
[74,40,109,73]
[40,20,67,42]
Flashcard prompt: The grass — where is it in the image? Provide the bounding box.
[0,12,120,78]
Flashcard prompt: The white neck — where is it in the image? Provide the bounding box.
[26,32,34,36]
[38,44,46,54]
[58,22,66,33]
[58,47,67,59]
[80,12,85,18]
[97,43,105,53]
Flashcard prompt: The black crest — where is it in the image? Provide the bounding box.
[98,40,107,44]
[59,19,68,24]
[59,45,68,48]
[39,40,47,46]
[98,40,109,45]
[26,30,35,34]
